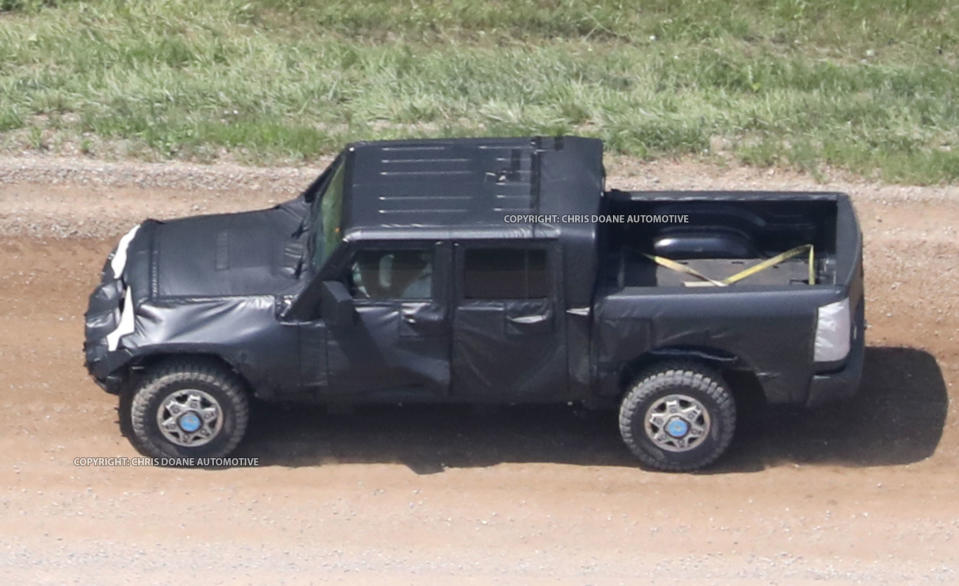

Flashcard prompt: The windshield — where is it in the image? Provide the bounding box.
[308,160,345,271]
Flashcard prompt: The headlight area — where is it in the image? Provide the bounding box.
[814,297,851,364]
[105,287,136,351]
[85,224,141,366]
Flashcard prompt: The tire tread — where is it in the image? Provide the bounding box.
[619,361,736,472]
[129,358,249,460]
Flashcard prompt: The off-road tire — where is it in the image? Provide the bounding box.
[129,359,250,461]
[619,362,736,472]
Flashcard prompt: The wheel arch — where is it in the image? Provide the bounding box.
[617,345,767,410]
[126,351,255,396]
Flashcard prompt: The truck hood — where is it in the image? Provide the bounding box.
[127,198,309,299]
[84,197,308,383]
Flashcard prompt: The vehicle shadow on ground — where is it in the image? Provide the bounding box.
[711,346,949,473]
[237,346,948,474]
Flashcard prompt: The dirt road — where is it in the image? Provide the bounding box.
[0,157,956,584]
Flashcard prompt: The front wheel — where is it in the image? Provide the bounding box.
[129,359,250,461]
[619,362,736,472]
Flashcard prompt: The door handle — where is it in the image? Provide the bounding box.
[507,314,550,325]
[400,306,446,338]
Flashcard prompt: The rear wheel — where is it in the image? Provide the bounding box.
[619,362,736,472]
[129,359,250,461]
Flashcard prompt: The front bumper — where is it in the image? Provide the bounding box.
[83,277,125,392]
[83,260,132,393]
[84,224,144,391]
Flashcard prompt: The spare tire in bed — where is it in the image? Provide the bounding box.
[653,229,757,259]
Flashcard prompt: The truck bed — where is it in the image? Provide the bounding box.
[600,191,845,290]
[631,256,812,287]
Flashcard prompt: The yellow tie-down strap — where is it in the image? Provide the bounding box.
[644,244,815,287]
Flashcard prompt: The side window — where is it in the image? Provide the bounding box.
[463,248,549,299]
[347,249,433,300]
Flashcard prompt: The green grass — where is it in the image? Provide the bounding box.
[0,0,956,183]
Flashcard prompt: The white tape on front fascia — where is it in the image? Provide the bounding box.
[110,224,141,279]
[106,287,135,351]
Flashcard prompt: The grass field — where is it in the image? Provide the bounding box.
[0,0,956,183]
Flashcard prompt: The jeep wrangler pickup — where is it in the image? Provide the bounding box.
[84,136,864,471]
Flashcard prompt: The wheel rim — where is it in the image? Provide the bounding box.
[643,393,711,453]
[156,389,224,447]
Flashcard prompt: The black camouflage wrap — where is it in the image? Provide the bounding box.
[84,136,863,408]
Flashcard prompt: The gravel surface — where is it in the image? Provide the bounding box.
[0,155,956,584]
[0,155,328,193]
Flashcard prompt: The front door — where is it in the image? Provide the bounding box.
[323,242,451,398]
[451,242,568,400]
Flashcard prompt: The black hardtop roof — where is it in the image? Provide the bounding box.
[341,135,603,239]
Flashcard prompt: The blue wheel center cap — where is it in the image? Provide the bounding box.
[666,418,689,438]
[178,412,201,433]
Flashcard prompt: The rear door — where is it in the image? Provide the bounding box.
[451,241,568,400]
